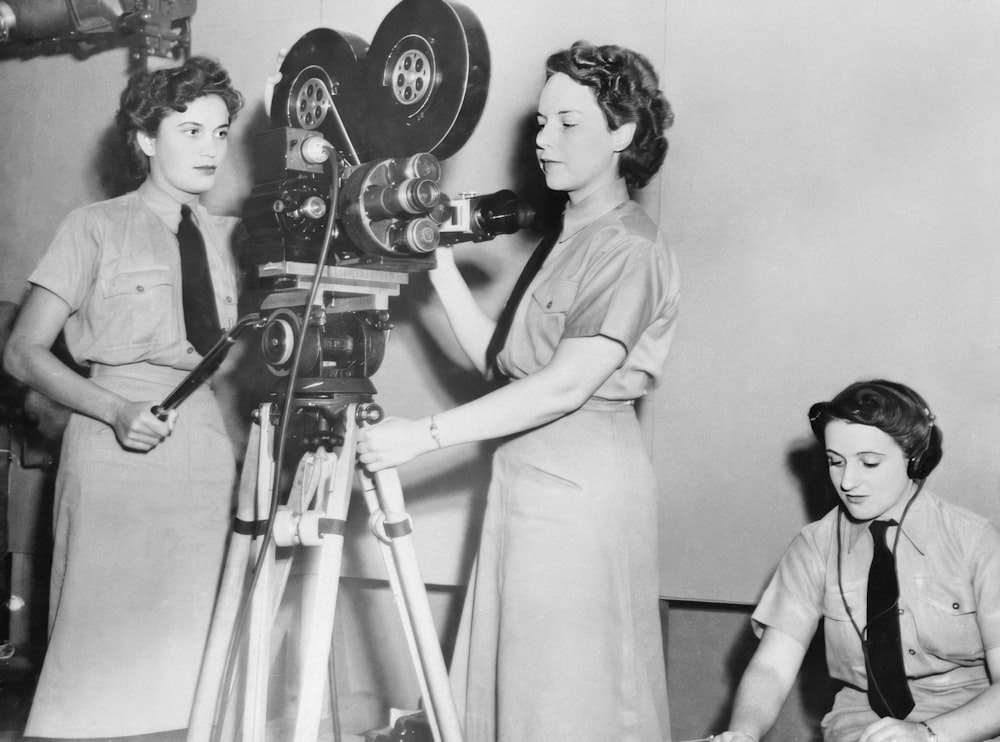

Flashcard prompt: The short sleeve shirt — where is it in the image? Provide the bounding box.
[752,490,1000,713]
[28,180,240,372]
[496,200,680,400]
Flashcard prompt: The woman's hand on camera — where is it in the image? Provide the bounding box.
[263,48,288,115]
[357,416,437,472]
[859,718,932,742]
[111,400,176,452]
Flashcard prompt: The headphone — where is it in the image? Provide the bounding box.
[808,379,942,482]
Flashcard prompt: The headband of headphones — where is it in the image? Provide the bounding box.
[808,379,943,480]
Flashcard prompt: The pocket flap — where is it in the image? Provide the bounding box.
[913,577,976,616]
[531,278,577,313]
[105,267,173,297]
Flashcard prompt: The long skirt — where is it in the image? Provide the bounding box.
[24,363,236,739]
[449,399,671,742]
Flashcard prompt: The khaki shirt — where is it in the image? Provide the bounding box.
[753,489,1000,729]
[498,198,680,400]
[28,179,240,372]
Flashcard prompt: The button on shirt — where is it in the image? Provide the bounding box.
[28,180,240,371]
[752,489,1000,727]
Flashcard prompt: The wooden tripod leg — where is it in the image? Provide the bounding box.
[188,404,275,742]
[243,523,275,740]
[359,463,464,742]
[357,471,437,734]
[287,407,360,742]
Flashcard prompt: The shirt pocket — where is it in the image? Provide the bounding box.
[525,278,578,344]
[823,579,868,679]
[910,577,982,662]
[99,267,178,352]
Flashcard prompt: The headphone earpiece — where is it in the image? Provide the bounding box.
[907,421,942,481]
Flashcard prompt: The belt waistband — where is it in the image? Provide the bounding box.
[89,362,192,387]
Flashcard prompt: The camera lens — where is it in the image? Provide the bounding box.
[388,216,440,254]
[364,178,441,219]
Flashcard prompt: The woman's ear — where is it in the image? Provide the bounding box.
[137,130,156,158]
[612,122,637,153]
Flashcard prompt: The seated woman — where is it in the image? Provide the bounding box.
[713,380,1000,742]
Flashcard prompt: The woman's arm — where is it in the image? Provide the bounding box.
[858,646,1000,742]
[427,248,500,377]
[3,285,174,451]
[712,627,808,742]
[357,331,626,471]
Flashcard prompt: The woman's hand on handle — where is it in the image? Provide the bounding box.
[111,400,176,452]
[357,416,438,472]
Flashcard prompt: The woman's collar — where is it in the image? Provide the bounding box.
[137,179,200,229]
[560,178,630,243]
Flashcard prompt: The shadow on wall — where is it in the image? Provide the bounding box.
[666,600,839,742]
[787,438,840,524]
[89,123,134,200]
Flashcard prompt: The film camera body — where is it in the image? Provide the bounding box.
[242,0,535,398]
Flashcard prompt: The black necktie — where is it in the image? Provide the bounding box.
[177,204,221,356]
[865,519,914,718]
[486,230,559,378]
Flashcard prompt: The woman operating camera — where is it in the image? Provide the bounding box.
[358,40,679,742]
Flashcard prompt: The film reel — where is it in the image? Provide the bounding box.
[363,0,490,160]
[269,28,370,164]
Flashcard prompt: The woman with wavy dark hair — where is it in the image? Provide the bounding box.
[358,41,678,741]
[713,380,1000,742]
[4,56,243,739]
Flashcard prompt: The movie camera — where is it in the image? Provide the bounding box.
[239,0,535,403]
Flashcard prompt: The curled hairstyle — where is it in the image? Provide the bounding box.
[545,41,674,190]
[808,379,943,480]
[116,56,244,187]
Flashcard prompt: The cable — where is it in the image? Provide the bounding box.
[211,146,341,740]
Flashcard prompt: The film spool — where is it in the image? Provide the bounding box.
[363,0,490,160]
[270,28,370,163]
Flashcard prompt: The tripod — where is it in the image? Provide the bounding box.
[186,395,463,742]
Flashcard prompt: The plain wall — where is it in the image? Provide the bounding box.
[655,0,1000,603]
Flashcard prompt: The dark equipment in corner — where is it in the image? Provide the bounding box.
[0,0,195,67]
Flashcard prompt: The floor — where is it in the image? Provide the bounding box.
[0,642,37,741]
[0,641,432,742]
[0,608,829,742]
